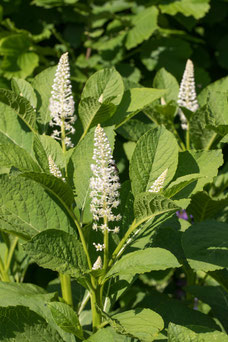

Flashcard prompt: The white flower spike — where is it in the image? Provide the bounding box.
[177,59,199,130]
[49,52,76,148]
[149,169,168,193]
[92,256,103,270]
[48,156,65,182]
[90,124,121,251]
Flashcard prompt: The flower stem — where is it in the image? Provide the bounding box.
[60,273,73,306]
[5,236,18,273]
[103,216,109,271]
[186,125,190,150]
[0,256,10,282]
[90,287,102,332]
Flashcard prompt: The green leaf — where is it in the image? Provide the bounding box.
[117,119,154,142]
[0,143,40,172]
[69,126,115,210]
[159,0,210,19]
[0,175,74,239]
[163,174,202,199]
[36,135,66,170]
[198,76,228,106]
[86,326,132,341]
[174,150,223,194]
[0,93,35,154]
[106,88,166,127]
[134,193,180,225]
[48,302,84,339]
[188,191,228,222]
[126,6,158,49]
[0,88,37,131]
[79,68,124,136]
[21,172,74,208]
[153,68,179,102]
[32,66,57,132]
[187,285,228,332]
[112,308,164,341]
[11,77,37,109]
[168,322,228,342]
[106,247,180,279]
[0,306,64,341]
[130,126,179,196]
[24,229,88,278]
[182,220,228,271]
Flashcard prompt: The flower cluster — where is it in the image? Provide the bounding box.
[49,52,76,148]
[92,256,103,270]
[149,169,168,193]
[90,124,121,251]
[48,156,65,182]
[177,59,199,130]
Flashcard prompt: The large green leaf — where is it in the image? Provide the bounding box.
[159,0,210,19]
[106,88,166,128]
[106,247,180,279]
[111,308,164,342]
[0,175,74,239]
[69,126,115,210]
[174,150,223,194]
[0,306,64,342]
[32,66,57,132]
[163,174,201,200]
[11,77,37,109]
[79,68,124,137]
[153,68,179,102]
[86,326,133,341]
[198,76,228,106]
[130,126,179,196]
[48,302,84,339]
[168,322,228,342]
[22,172,74,208]
[0,93,35,154]
[187,285,228,332]
[0,143,40,172]
[182,221,228,271]
[24,229,88,278]
[126,6,158,49]
[117,119,154,142]
[134,193,180,225]
[188,191,228,222]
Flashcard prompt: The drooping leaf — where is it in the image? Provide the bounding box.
[126,6,158,49]
[187,285,228,332]
[48,302,84,339]
[168,322,228,342]
[111,308,164,341]
[130,126,179,196]
[105,247,180,279]
[182,220,228,271]
[106,88,166,127]
[0,175,74,239]
[32,66,57,132]
[188,191,228,222]
[0,306,64,342]
[159,0,210,19]
[24,229,88,278]
[153,68,179,102]
[11,77,37,109]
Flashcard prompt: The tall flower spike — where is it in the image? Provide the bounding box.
[48,155,65,182]
[149,169,168,193]
[90,124,121,251]
[177,59,199,130]
[49,52,76,148]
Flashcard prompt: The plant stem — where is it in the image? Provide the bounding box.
[171,124,186,151]
[186,126,190,150]
[103,216,109,271]
[0,256,10,282]
[205,133,217,151]
[5,236,19,273]
[90,287,102,332]
[60,273,73,306]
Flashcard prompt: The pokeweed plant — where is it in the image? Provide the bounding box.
[0,52,227,342]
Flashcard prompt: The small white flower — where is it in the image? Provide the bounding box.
[93,243,105,251]
[149,169,168,193]
[48,156,65,182]
[92,256,103,270]
[49,52,76,147]
[177,59,199,130]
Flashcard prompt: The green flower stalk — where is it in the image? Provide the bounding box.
[178,59,198,130]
